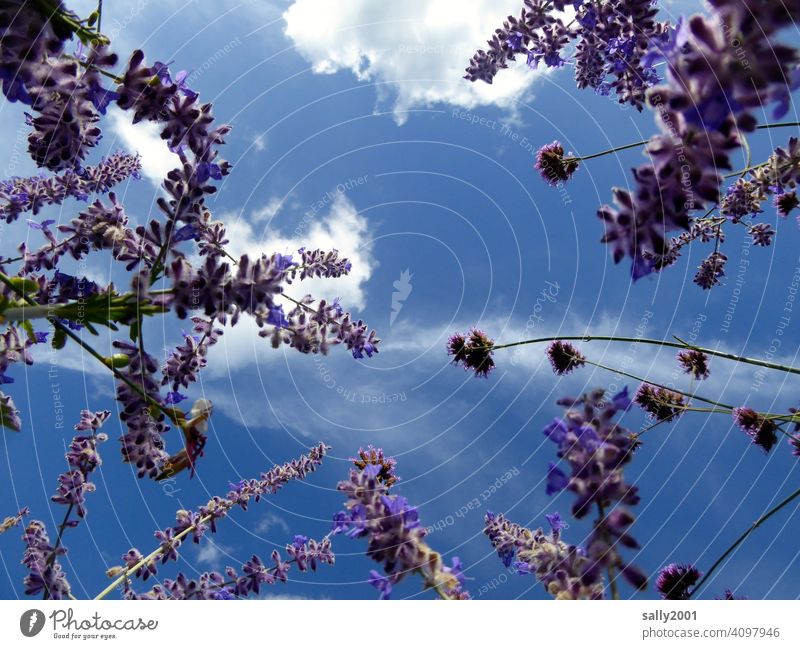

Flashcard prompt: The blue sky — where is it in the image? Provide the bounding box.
[1,0,800,600]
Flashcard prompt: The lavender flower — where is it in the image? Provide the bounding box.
[542,388,647,591]
[332,461,469,599]
[0,152,141,224]
[351,445,399,487]
[0,390,21,432]
[656,563,701,600]
[161,317,223,394]
[635,383,686,422]
[720,179,763,222]
[546,340,586,375]
[676,350,710,380]
[733,407,778,454]
[775,190,800,218]
[51,411,109,518]
[117,443,329,585]
[0,325,34,385]
[694,252,727,290]
[447,328,495,377]
[22,520,71,599]
[113,341,169,478]
[748,223,775,247]
[58,193,157,270]
[126,536,333,600]
[535,141,578,186]
[0,506,28,534]
[484,511,604,600]
[466,1,668,109]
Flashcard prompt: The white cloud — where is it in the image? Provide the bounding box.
[107,106,180,187]
[255,512,291,535]
[224,192,374,310]
[283,0,545,124]
[252,134,268,152]
[252,197,284,223]
[195,540,231,568]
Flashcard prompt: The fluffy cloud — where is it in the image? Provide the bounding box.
[283,0,543,124]
[224,192,374,310]
[107,106,180,187]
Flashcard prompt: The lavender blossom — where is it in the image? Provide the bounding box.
[694,252,728,290]
[635,383,686,423]
[351,445,399,487]
[465,1,669,110]
[748,223,775,247]
[332,462,469,599]
[542,388,647,591]
[22,520,71,599]
[161,317,223,396]
[0,152,140,224]
[535,141,578,186]
[656,563,701,600]
[0,390,21,432]
[733,407,778,454]
[546,340,586,375]
[484,511,604,600]
[127,536,333,599]
[447,328,495,377]
[113,341,169,478]
[58,193,157,270]
[676,350,710,380]
[116,443,329,585]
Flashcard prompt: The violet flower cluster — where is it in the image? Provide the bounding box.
[331,451,469,599]
[543,388,648,591]
[109,443,330,599]
[597,2,799,280]
[465,1,670,110]
[0,152,140,224]
[484,511,605,599]
[0,0,380,490]
[22,409,110,599]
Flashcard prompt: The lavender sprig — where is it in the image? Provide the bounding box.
[331,454,469,600]
[95,443,329,599]
[0,152,140,224]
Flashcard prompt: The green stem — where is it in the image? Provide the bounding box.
[755,122,800,130]
[0,274,179,426]
[490,334,800,377]
[95,513,214,599]
[688,485,800,599]
[565,139,650,163]
[582,358,733,410]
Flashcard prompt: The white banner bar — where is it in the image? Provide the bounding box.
[2,600,800,648]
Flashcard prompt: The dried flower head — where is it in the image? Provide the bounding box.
[546,340,586,375]
[656,563,701,600]
[676,350,710,380]
[733,407,778,454]
[535,141,579,186]
[635,384,686,423]
[447,328,495,378]
[351,445,398,487]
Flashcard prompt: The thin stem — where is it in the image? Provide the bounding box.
[565,139,650,163]
[597,502,620,600]
[755,122,800,130]
[688,485,800,598]
[489,334,800,377]
[94,513,214,599]
[42,503,75,599]
[582,358,733,410]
